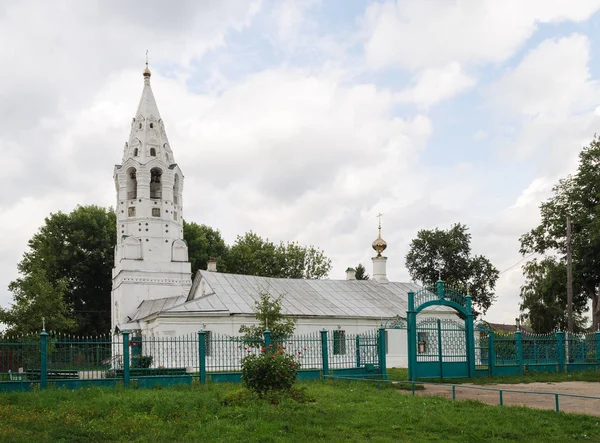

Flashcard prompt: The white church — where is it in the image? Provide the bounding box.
[111,63,455,367]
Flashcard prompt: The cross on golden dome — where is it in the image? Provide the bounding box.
[372,212,387,257]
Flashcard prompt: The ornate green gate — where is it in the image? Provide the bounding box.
[407,281,475,380]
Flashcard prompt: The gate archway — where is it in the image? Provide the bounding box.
[407,280,475,380]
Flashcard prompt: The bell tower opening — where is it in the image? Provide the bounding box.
[173,174,180,204]
[150,167,162,199]
[126,167,137,199]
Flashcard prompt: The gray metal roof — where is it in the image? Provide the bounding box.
[154,270,439,319]
[132,295,186,321]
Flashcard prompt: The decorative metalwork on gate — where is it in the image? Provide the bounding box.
[381,315,407,329]
[412,281,467,311]
[416,318,467,363]
[407,280,474,380]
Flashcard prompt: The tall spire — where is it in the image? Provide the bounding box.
[122,54,172,164]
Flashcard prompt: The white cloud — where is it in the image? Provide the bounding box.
[487,34,600,117]
[363,0,600,71]
[395,62,476,108]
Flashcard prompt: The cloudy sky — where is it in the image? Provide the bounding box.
[2,0,600,324]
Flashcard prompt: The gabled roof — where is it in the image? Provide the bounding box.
[148,270,449,319]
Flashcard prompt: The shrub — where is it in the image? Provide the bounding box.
[132,355,153,369]
[241,344,301,396]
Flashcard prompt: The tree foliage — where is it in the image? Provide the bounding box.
[0,266,76,335]
[224,232,332,279]
[405,223,499,316]
[183,221,228,277]
[520,137,600,329]
[519,257,588,333]
[3,205,115,335]
[239,292,296,343]
[355,263,369,280]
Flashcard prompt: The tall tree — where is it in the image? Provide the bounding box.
[5,205,116,335]
[355,263,369,280]
[519,257,588,333]
[405,223,499,316]
[0,266,76,335]
[520,137,600,329]
[224,231,332,279]
[183,221,228,277]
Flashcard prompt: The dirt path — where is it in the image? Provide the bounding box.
[399,381,600,416]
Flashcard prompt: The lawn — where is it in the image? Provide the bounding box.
[386,367,600,385]
[1,380,599,442]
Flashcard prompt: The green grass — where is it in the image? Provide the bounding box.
[386,367,600,385]
[1,380,600,442]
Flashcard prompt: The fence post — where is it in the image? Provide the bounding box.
[320,329,329,377]
[465,295,475,378]
[198,330,206,384]
[40,329,48,390]
[122,331,130,388]
[378,327,387,379]
[264,329,271,348]
[516,330,523,375]
[407,291,417,381]
[356,335,361,368]
[595,331,600,371]
[488,330,496,377]
[556,331,565,373]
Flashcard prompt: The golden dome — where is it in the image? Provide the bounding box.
[143,50,151,78]
[372,213,387,257]
[372,236,387,257]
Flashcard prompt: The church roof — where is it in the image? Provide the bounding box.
[132,270,450,321]
[136,71,162,120]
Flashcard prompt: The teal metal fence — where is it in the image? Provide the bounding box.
[0,327,387,391]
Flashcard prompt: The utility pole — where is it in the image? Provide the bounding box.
[567,216,574,333]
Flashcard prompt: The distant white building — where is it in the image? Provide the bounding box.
[111,63,456,367]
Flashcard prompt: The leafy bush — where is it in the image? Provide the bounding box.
[132,355,153,369]
[241,344,301,396]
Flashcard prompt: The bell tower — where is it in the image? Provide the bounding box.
[111,60,192,333]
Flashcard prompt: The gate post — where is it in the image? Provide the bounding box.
[407,291,417,381]
[320,329,329,377]
[40,329,48,390]
[595,331,600,371]
[264,329,271,348]
[488,330,496,377]
[556,331,565,373]
[465,295,475,378]
[122,331,130,388]
[515,330,523,375]
[378,327,387,379]
[198,330,206,384]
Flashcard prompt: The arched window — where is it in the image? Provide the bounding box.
[126,167,137,199]
[150,148,156,156]
[150,167,162,199]
[150,123,154,129]
[173,174,180,205]
[139,123,142,129]
[133,148,138,157]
